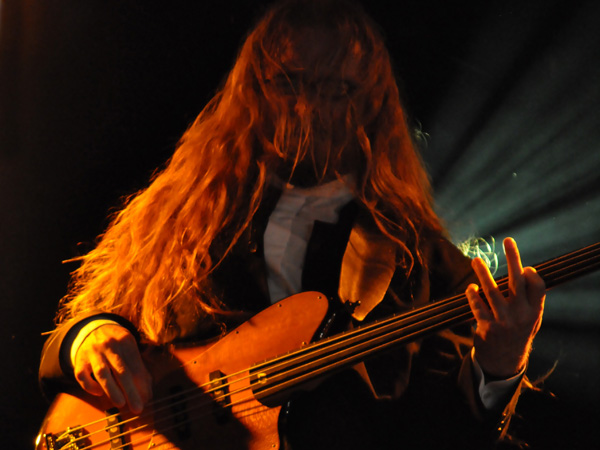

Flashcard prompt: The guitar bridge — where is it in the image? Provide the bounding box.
[37,410,129,450]
[39,426,87,450]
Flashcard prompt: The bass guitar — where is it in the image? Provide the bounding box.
[36,242,600,450]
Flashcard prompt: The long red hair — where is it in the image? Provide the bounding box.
[57,0,443,343]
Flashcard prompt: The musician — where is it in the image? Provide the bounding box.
[39,0,545,447]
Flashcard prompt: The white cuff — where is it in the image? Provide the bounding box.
[69,319,120,369]
[471,347,525,410]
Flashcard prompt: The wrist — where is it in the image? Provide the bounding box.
[70,319,121,368]
[472,348,527,381]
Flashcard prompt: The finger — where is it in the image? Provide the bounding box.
[116,333,153,405]
[105,348,145,414]
[74,362,104,397]
[125,346,153,404]
[471,257,506,321]
[504,237,526,300]
[89,351,126,408]
[465,283,493,323]
[524,266,546,312]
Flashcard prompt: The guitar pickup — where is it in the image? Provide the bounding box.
[105,408,127,449]
[209,370,231,423]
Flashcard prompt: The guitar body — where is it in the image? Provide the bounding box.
[36,292,331,450]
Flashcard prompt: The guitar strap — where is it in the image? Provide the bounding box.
[338,208,397,321]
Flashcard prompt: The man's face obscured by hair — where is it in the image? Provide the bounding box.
[264,27,365,186]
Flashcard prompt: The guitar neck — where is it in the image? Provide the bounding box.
[252,242,600,400]
[520,242,600,289]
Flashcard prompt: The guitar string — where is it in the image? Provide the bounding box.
[56,244,600,448]
[72,299,477,450]
[58,244,596,448]
[70,275,596,450]
[238,241,600,396]
[65,240,600,441]
[73,382,272,450]
[59,281,483,448]
[248,243,600,398]
[59,294,467,450]
[106,304,479,450]
[188,245,600,405]
[56,243,600,448]
[60,289,465,442]
[90,240,600,450]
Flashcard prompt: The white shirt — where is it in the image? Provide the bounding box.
[263,177,354,302]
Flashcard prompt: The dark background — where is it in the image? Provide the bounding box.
[1,1,598,449]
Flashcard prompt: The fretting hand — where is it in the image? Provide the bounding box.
[466,237,546,379]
